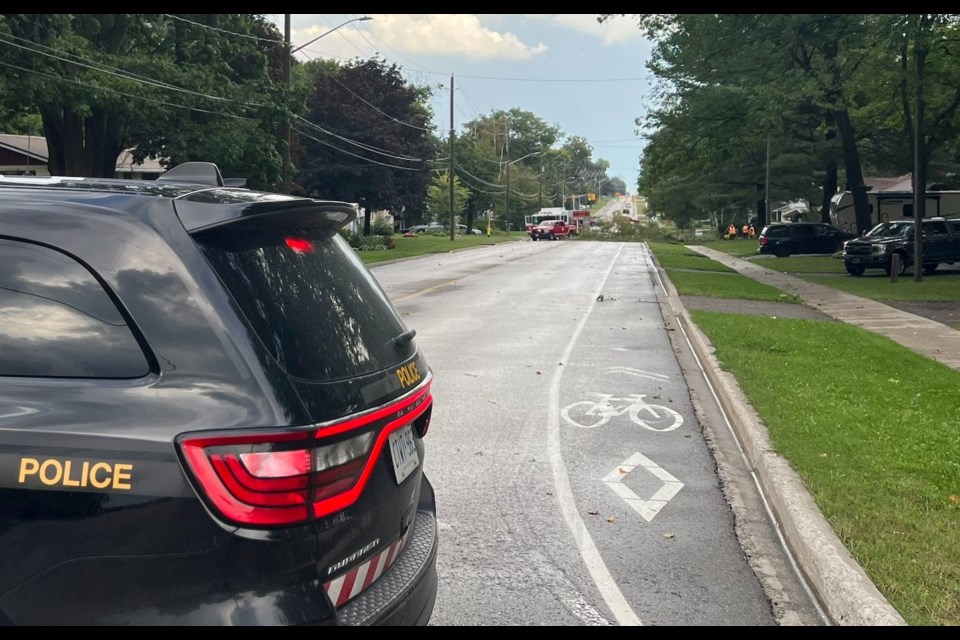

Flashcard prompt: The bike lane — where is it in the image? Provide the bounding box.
[552,243,777,626]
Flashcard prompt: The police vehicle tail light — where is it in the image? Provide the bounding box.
[177,383,432,527]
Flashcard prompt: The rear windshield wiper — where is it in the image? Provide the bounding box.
[393,328,417,348]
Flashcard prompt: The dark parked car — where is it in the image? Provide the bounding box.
[0,162,438,626]
[757,222,855,257]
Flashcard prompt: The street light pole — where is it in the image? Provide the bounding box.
[282,15,373,194]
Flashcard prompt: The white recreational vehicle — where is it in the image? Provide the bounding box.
[829,189,960,232]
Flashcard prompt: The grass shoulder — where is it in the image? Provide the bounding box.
[690,310,960,626]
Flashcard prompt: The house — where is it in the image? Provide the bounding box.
[0,133,164,179]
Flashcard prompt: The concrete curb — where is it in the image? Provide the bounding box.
[655,263,907,626]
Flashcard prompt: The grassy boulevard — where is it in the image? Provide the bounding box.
[647,240,960,627]
[354,229,958,625]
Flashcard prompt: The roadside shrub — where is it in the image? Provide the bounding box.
[339,228,363,249]
[373,219,394,237]
[357,235,386,251]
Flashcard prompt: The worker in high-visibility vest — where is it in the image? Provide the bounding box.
[727,223,737,240]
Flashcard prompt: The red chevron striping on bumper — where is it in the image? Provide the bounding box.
[324,529,411,608]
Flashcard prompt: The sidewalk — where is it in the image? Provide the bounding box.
[687,245,960,371]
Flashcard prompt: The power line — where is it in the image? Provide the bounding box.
[453,169,506,195]
[0,33,266,110]
[348,13,440,74]
[162,14,284,44]
[0,59,254,120]
[324,73,434,132]
[293,126,426,171]
[455,164,507,188]
[295,115,425,162]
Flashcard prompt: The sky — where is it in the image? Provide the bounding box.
[268,14,657,194]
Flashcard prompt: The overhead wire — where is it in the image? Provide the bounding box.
[0,59,254,120]
[162,14,284,44]
[294,116,425,162]
[293,126,427,171]
[0,33,266,109]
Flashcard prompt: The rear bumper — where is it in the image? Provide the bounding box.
[336,477,439,626]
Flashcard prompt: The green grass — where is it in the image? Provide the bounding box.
[700,239,761,257]
[754,255,847,274]
[654,254,736,272]
[802,273,960,302]
[665,270,800,302]
[356,232,520,264]
[689,310,960,626]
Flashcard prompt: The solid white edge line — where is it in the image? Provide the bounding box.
[547,243,643,627]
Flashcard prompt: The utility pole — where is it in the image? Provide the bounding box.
[561,159,567,209]
[449,74,455,241]
[282,14,291,194]
[538,152,543,210]
[504,117,510,232]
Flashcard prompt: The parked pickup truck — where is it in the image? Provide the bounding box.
[841,217,960,276]
[529,219,576,241]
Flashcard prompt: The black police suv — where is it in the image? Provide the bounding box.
[0,162,438,626]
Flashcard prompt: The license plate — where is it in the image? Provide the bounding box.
[851,258,861,263]
[389,424,419,484]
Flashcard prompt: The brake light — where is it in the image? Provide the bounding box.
[178,382,432,527]
[285,237,315,254]
[759,236,767,245]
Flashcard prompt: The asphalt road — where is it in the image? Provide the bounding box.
[370,240,825,626]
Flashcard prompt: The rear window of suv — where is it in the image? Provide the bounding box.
[195,228,411,382]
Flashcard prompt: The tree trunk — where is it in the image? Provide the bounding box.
[756,183,766,228]
[834,109,871,234]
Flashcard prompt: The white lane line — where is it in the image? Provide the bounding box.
[548,243,643,627]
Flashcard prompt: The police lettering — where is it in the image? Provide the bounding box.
[395,362,421,387]
[18,457,133,490]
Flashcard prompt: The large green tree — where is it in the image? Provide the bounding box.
[296,57,437,235]
[0,14,285,184]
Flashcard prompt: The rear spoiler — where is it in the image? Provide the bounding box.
[159,162,356,233]
[174,197,358,234]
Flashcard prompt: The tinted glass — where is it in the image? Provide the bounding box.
[764,226,789,238]
[791,225,815,237]
[0,239,149,378]
[923,221,948,236]
[195,228,411,382]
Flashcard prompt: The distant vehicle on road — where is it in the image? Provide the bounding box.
[530,219,576,241]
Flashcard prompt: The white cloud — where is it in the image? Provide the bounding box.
[548,14,641,45]
[289,14,547,61]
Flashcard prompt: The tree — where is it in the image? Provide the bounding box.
[297,57,437,235]
[425,172,469,227]
[0,14,287,184]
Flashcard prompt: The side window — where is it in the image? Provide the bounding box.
[926,221,948,236]
[791,225,815,237]
[0,239,149,378]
